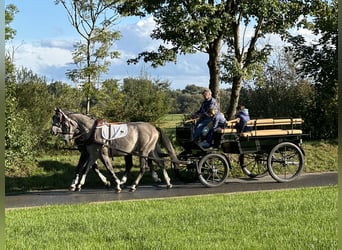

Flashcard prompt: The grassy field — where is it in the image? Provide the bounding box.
[6,186,337,249]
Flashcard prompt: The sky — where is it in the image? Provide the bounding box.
[5,0,317,90]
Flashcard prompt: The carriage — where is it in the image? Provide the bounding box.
[173,117,306,188]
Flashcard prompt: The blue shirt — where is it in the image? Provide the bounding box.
[212,112,227,132]
[196,97,219,118]
[236,109,251,132]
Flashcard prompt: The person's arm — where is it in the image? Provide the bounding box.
[212,117,220,132]
[227,118,240,126]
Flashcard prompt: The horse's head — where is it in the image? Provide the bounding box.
[51,108,79,144]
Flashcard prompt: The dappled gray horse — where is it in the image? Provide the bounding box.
[51,108,179,192]
[52,111,158,191]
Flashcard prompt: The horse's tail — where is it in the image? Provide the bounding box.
[156,127,179,165]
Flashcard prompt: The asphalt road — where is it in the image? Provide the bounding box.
[5,172,337,209]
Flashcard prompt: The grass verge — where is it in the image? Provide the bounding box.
[6,186,337,249]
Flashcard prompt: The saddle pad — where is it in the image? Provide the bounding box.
[98,124,128,140]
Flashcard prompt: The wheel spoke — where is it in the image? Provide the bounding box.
[268,142,304,182]
[198,154,229,187]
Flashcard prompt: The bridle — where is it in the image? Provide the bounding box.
[52,110,88,141]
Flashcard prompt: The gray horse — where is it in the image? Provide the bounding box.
[51,108,179,192]
[52,110,161,191]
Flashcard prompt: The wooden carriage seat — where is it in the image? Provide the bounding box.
[240,129,303,137]
[221,118,304,137]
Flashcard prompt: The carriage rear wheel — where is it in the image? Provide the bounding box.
[198,153,229,187]
[267,142,304,182]
[242,153,269,178]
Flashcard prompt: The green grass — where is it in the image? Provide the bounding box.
[6,186,337,249]
[302,140,338,172]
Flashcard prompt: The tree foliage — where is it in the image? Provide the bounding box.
[240,50,314,119]
[121,77,172,122]
[91,78,125,121]
[118,0,311,119]
[5,4,38,171]
[285,0,337,138]
[5,4,18,41]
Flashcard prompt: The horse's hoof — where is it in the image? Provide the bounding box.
[69,186,76,192]
[129,187,136,192]
[167,184,173,189]
[105,181,111,188]
[116,188,122,193]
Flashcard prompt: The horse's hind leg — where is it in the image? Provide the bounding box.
[120,155,133,185]
[149,159,161,183]
[152,151,172,189]
[130,156,148,192]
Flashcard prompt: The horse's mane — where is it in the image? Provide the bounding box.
[63,110,96,121]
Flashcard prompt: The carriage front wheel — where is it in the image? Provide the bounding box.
[198,153,229,187]
[267,142,304,182]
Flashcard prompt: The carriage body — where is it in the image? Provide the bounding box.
[175,117,306,187]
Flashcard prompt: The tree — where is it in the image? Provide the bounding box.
[121,77,172,121]
[5,4,39,170]
[55,0,121,114]
[239,50,314,120]
[119,0,310,119]
[5,4,18,41]
[48,81,83,111]
[286,0,337,138]
[91,78,125,121]
[15,68,55,143]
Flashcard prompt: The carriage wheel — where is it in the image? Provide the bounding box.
[198,153,229,187]
[242,153,269,178]
[267,142,304,182]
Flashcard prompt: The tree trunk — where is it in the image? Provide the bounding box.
[226,75,243,120]
[207,38,222,106]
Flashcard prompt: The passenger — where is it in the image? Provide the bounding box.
[230,105,254,176]
[229,105,252,134]
[191,89,219,141]
[198,108,227,148]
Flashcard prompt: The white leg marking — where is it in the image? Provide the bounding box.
[152,171,161,182]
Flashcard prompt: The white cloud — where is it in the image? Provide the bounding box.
[8,41,73,73]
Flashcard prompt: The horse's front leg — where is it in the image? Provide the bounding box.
[130,156,148,192]
[70,151,88,191]
[92,161,111,188]
[120,155,133,185]
[76,159,94,191]
[100,146,122,192]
